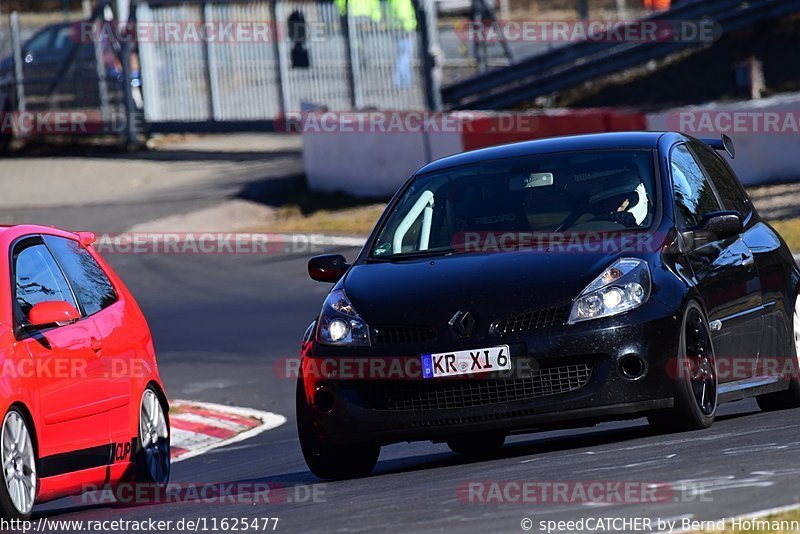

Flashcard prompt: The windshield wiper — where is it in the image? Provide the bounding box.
[369,248,457,261]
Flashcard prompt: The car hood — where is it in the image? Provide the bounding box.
[344,250,627,328]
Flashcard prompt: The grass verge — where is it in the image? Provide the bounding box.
[264,204,386,235]
[698,507,800,534]
[769,217,800,254]
[247,180,387,236]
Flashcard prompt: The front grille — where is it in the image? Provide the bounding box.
[371,325,437,345]
[350,363,592,411]
[492,306,567,336]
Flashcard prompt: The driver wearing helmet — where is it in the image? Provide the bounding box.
[589,171,649,228]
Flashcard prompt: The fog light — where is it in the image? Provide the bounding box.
[619,355,646,380]
[328,319,349,342]
[314,387,335,414]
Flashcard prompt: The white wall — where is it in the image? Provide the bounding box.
[304,94,800,197]
[302,115,463,197]
[646,93,800,185]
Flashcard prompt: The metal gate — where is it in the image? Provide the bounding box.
[134,0,440,130]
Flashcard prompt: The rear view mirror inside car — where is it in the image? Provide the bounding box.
[509,172,554,190]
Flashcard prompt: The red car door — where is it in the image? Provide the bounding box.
[42,236,134,447]
[88,302,135,446]
[12,238,111,461]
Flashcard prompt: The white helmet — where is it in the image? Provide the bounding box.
[588,171,649,225]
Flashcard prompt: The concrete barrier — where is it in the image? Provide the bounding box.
[302,113,465,197]
[302,109,645,197]
[302,95,800,195]
[460,108,646,151]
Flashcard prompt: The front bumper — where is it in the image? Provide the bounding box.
[300,299,681,445]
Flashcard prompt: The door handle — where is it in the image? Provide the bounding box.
[740,254,754,268]
[90,338,103,354]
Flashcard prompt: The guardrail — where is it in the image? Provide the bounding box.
[442,0,800,110]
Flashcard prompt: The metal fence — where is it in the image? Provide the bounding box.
[0,3,138,148]
[135,0,440,129]
[0,0,440,147]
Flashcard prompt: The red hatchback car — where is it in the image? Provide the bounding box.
[0,225,170,519]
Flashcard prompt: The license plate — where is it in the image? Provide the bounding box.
[422,345,511,379]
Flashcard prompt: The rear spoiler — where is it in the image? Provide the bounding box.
[701,134,735,159]
[74,231,97,246]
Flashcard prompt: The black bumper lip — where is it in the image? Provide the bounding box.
[317,398,674,445]
[301,299,682,445]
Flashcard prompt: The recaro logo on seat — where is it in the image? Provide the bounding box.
[474,213,517,225]
[449,311,477,338]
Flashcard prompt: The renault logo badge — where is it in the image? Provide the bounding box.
[449,310,476,338]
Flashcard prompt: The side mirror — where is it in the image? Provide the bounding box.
[308,254,349,283]
[701,211,743,240]
[684,211,743,249]
[28,300,81,327]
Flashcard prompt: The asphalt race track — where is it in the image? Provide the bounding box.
[5,155,799,532]
[23,243,800,533]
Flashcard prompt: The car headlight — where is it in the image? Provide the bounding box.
[568,258,651,324]
[317,289,370,346]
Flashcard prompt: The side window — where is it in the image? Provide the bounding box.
[43,236,118,316]
[670,144,722,229]
[24,28,55,55]
[690,141,751,217]
[52,27,74,51]
[14,243,78,323]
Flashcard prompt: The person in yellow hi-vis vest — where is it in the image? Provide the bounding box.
[388,0,417,88]
[335,0,382,79]
[334,0,382,22]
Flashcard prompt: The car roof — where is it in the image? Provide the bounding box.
[0,224,82,242]
[35,22,72,32]
[417,131,672,175]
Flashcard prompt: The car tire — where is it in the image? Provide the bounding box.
[296,380,379,480]
[648,302,718,432]
[446,432,506,457]
[0,408,37,520]
[115,387,170,504]
[756,293,800,411]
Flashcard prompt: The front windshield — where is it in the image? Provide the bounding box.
[371,150,657,257]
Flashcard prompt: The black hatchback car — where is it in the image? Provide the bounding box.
[296,131,800,479]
